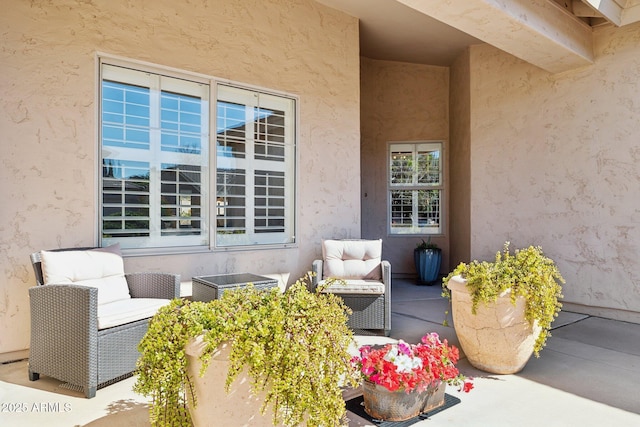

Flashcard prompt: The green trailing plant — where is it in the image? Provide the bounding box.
[442,242,564,356]
[134,274,360,427]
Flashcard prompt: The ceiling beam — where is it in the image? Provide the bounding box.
[580,0,622,25]
[572,1,603,18]
[396,0,594,74]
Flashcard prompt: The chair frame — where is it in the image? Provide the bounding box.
[311,258,391,336]
[28,248,180,398]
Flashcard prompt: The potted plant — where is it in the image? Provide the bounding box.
[350,333,473,421]
[414,237,442,284]
[133,275,360,427]
[442,242,564,374]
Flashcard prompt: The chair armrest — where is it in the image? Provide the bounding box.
[381,260,391,290]
[126,272,180,299]
[311,260,323,288]
[28,285,99,376]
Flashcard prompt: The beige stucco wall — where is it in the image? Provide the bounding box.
[0,0,360,356]
[360,57,449,276]
[468,23,640,323]
[449,48,472,270]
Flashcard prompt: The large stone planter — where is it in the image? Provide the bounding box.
[185,336,285,427]
[446,275,541,374]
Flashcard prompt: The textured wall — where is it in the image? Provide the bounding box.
[360,57,450,276]
[449,48,472,270]
[0,0,360,356]
[468,22,640,322]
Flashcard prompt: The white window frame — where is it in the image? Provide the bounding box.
[97,56,298,253]
[387,141,443,235]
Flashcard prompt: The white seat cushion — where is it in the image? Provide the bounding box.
[319,279,385,295]
[98,298,171,330]
[40,244,131,306]
[322,239,382,280]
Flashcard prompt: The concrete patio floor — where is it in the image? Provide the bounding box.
[1,278,638,426]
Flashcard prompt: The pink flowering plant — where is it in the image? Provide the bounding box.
[351,333,473,393]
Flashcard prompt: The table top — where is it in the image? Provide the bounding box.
[193,273,276,288]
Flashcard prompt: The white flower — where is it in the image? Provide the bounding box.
[384,345,423,373]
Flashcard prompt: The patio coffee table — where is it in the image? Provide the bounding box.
[191,273,278,302]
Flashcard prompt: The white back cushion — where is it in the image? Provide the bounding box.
[322,239,382,280]
[40,244,131,305]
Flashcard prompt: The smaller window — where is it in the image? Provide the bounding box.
[388,142,443,235]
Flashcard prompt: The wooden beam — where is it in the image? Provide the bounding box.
[572,0,603,18]
[396,0,593,74]
[580,0,622,25]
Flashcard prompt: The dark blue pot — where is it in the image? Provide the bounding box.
[414,248,442,285]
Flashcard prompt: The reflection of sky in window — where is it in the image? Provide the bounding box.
[216,102,272,133]
[102,81,151,148]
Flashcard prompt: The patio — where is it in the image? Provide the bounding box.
[1,277,638,426]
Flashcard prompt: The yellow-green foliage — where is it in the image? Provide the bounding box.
[134,275,359,427]
[442,242,564,356]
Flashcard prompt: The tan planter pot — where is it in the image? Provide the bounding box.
[185,336,285,427]
[447,275,541,374]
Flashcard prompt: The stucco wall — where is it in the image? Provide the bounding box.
[449,48,472,270]
[0,0,360,356]
[468,23,640,323]
[360,57,449,276]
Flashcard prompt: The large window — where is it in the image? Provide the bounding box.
[99,60,296,251]
[388,142,442,235]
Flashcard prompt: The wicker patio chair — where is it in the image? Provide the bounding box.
[311,239,391,336]
[28,246,180,398]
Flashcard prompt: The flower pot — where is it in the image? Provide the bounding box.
[185,336,286,427]
[362,380,445,421]
[446,275,541,374]
[414,248,442,284]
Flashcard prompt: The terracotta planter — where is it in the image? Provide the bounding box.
[362,380,445,421]
[185,337,286,427]
[447,275,541,374]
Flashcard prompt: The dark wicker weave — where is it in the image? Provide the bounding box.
[311,258,391,336]
[192,273,279,301]
[28,249,180,398]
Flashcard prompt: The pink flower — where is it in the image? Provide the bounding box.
[351,333,473,393]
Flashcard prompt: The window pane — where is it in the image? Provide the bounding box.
[254,170,285,233]
[417,189,440,229]
[216,169,246,233]
[217,101,246,159]
[101,159,151,238]
[102,80,150,150]
[160,163,203,236]
[100,63,209,249]
[254,107,286,162]
[161,91,203,154]
[390,190,413,228]
[417,149,441,185]
[390,151,413,184]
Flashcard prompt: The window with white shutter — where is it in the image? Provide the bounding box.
[388,142,443,235]
[99,58,296,252]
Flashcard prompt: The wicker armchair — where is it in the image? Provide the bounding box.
[311,239,391,336]
[28,247,180,398]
